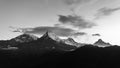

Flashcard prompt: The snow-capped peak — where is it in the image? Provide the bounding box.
[11,33,38,43]
[41,31,83,47]
[94,39,111,47]
[41,31,61,42]
[61,37,83,47]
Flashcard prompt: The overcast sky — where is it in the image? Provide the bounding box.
[0,0,120,45]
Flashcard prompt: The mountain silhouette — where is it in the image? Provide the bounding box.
[0,31,77,51]
[9,33,38,46]
[0,33,120,68]
[0,31,120,68]
[0,34,38,50]
[10,33,38,43]
[94,39,111,47]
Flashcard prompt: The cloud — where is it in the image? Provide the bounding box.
[63,0,91,6]
[92,33,101,36]
[11,26,81,37]
[58,15,96,29]
[95,7,120,19]
[72,32,87,37]
[63,0,97,12]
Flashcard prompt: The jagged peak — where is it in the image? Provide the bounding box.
[96,39,104,43]
[41,31,53,38]
[61,37,81,47]
[94,39,111,47]
[41,31,61,41]
[98,39,104,42]
[95,39,109,44]
[42,31,49,38]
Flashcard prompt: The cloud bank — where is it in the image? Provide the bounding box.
[58,15,96,29]
[11,14,95,38]
[12,26,86,37]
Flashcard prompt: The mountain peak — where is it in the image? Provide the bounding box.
[94,39,111,47]
[41,31,61,41]
[61,37,82,47]
[96,39,105,44]
[67,38,76,43]
[40,31,83,47]
[42,31,49,38]
[11,33,38,43]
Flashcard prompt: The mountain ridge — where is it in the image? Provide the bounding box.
[14,31,77,52]
[0,31,116,51]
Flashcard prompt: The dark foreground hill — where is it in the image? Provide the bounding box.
[0,45,120,68]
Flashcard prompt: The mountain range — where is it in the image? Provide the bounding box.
[0,31,78,51]
[0,31,119,68]
[0,31,113,51]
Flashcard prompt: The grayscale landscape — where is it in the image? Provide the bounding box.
[0,0,120,68]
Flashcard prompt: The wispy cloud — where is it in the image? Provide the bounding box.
[95,7,120,19]
[92,33,101,36]
[58,15,96,29]
[63,0,97,13]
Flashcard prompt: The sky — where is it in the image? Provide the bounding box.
[0,0,120,45]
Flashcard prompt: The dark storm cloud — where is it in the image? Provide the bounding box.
[95,7,120,19]
[12,26,79,37]
[92,33,101,36]
[58,15,96,29]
